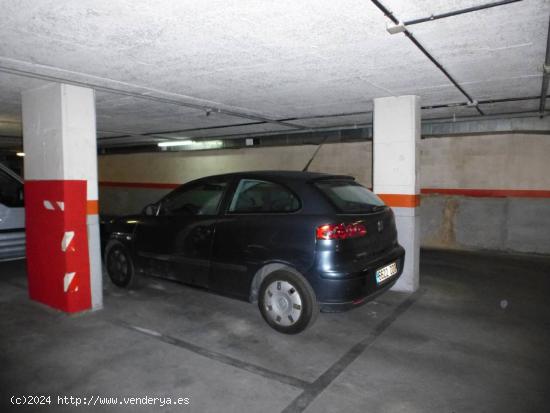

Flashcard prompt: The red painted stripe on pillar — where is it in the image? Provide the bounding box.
[25,180,91,313]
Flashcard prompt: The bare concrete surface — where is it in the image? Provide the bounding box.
[1,249,549,412]
[421,195,550,254]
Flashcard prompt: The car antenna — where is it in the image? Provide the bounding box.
[302,135,329,172]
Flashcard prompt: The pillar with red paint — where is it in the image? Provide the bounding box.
[22,83,102,312]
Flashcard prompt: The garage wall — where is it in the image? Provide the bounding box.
[98,141,372,214]
[98,133,550,254]
[419,133,550,254]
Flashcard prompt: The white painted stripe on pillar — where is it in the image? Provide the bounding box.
[63,272,76,292]
[61,231,75,252]
[393,214,420,292]
[373,95,420,196]
[87,214,103,310]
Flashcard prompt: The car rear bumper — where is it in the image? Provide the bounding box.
[310,244,405,312]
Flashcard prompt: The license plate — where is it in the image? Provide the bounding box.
[375,262,398,285]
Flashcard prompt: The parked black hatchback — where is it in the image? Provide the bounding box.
[104,171,405,334]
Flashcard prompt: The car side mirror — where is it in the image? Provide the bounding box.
[143,203,160,216]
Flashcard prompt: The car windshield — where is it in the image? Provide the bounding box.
[315,180,385,213]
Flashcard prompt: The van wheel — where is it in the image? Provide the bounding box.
[258,270,319,334]
[105,240,138,288]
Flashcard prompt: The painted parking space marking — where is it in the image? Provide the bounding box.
[104,286,423,403]
[282,289,425,413]
[109,318,310,390]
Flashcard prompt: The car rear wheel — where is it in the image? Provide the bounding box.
[258,270,319,334]
[105,240,138,288]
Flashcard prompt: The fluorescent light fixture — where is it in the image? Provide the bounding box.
[158,140,194,147]
[16,152,25,157]
[157,140,223,150]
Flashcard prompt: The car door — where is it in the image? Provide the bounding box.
[134,178,228,287]
[210,177,305,299]
[0,164,25,260]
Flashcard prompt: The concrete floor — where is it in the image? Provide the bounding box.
[1,249,549,412]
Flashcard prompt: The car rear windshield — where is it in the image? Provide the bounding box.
[315,180,385,213]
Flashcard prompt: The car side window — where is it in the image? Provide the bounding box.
[161,181,227,216]
[0,168,24,208]
[229,179,300,213]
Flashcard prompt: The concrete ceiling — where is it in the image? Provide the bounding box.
[0,0,548,148]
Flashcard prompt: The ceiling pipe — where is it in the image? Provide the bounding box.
[97,109,550,149]
[98,94,544,141]
[279,110,373,121]
[370,0,485,116]
[404,0,522,26]
[6,90,545,143]
[423,95,547,110]
[97,94,549,142]
[0,59,306,131]
[5,106,547,151]
[96,110,550,154]
[539,16,550,117]
[135,120,268,137]
[105,111,375,141]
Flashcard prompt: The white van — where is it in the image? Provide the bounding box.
[0,162,25,260]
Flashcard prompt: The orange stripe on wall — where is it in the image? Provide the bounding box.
[86,200,99,215]
[98,181,550,200]
[377,194,420,208]
[421,188,550,198]
[99,181,180,189]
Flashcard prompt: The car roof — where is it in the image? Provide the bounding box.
[198,170,355,182]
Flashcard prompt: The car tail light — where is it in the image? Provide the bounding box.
[316,223,367,240]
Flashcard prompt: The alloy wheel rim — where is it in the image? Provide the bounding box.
[264,280,303,326]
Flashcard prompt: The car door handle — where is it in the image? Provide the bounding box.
[197,226,213,238]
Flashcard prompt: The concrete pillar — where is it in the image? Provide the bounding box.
[373,95,420,292]
[22,83,102,312]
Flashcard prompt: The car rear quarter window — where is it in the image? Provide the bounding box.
[229,179,300,213]
[314,180,384,213]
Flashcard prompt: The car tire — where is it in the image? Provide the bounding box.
[105,240,139,288]
[258,270,319,334]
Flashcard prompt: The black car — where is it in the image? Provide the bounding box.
[104,171,405,334]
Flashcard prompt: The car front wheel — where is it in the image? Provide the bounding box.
[258,270,319,334]
[105,240,138,288]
